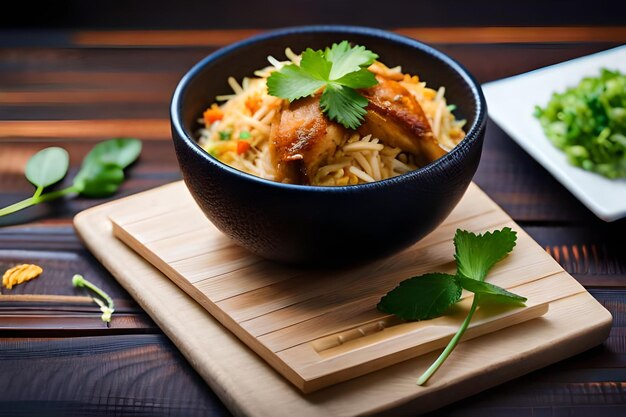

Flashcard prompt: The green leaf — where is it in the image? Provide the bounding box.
[82,138,142,169]
[73,162,125,198]
[325,41,378,80]
[299,48,331,81]
[267,64,326,102]
[456,276,527,304]
[0,138,142,220]
[25,147,69,189]
[320,84,369,130]
[73,138,140,197]
[377,273,462,321]
[265,41,380,130]
[454,228,517,281]
[334,68,378,89]
[535,68,626,179]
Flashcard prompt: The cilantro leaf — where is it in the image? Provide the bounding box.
[325,40,378,80]
[299,48,331,80]
[266,41,379,129]
[377,273,461,321]
[374,227,526,386]
[320,84,369,130]
[456,276,527,304]
[266,64,326,102]
[335,68,378,89]
[454,228,517,281]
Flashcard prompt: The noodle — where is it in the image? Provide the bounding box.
[349,166,376,183]
[197,49,466,186]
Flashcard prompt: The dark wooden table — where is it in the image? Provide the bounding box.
[1,28,625,417]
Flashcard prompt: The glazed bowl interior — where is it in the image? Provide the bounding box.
[171,26,486,265]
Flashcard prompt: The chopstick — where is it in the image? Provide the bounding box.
[0,294,94,304]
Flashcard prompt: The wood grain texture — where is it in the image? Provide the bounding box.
[0,334,231,417]
[2,291,625,417]
[1,43,620,226]
[0,238,158,335]
[107,181,611,396]
[0,119,170,139]
[1,29,626,416]
[74,189,613,417]
[69,27,626,47]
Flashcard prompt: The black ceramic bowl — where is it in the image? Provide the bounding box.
[171,26,487,265]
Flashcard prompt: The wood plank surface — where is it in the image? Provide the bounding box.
[70,27,626,46]
[1,26,625,416]
[108,181,610,394]
[73,198,612,416]
[0,334,230,417]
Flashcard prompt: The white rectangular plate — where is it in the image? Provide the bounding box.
[482,46,626,221]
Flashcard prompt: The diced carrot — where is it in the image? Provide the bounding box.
[404,74,419,83]
[236,141,251,155]
[203,105,224,125]
[245,95,261,114]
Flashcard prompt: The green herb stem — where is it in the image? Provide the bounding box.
[32,186,44,199]
[0,196,37,217]
[379,228,519,385]
[0,138,141,221]
[72,274,114,309]
[0,186,79,217]
[72,274,115,322]
[417,294,480,386]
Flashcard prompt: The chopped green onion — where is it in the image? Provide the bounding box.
[219,131,231,141]
[239,131,251,139]
[535,68,626,178]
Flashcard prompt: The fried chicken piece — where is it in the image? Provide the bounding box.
[270,95,347,184]
[359,76,446,165]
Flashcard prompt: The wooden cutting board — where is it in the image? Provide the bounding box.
[74,181,612,416]
[108,182,559,393]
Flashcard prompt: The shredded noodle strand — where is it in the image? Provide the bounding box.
[197,51,466,186]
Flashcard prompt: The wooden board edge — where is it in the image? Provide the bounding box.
[110,218,309,392]
[369,291,613,417]
[72,195,615,417]
[74,181,187,226]
[297,300,551,393]
[104,180,609,394]
[110,206,558,393]
[73,201,265,417]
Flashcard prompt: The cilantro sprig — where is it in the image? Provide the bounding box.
[378,227,523,385]
[267,41,379,129]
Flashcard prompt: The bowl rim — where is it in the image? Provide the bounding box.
[171,25,487,193]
